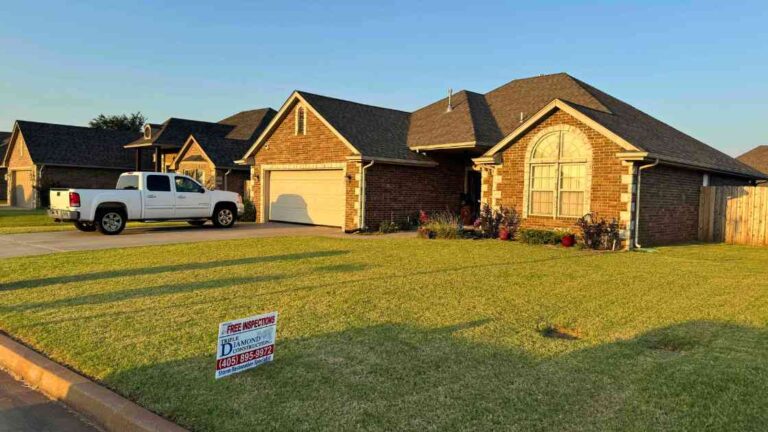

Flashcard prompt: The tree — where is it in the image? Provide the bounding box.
[89,112,146,132]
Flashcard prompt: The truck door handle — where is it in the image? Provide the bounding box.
[178,195,186,199]
[147,194,157,198]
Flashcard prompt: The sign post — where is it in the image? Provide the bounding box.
[215,311,277,379]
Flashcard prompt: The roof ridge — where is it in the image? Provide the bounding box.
[483,72,570,95]
[297,90,409,114]
[16,119,137,133]
[561,74,612,114]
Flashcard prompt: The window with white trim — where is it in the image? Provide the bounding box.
[183,168,206,184]
[295,106,306,135]
[528,130,590,217]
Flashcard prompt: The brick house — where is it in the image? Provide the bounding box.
[737,146,768,185]
[0,132,10,202]
[241,73,765,247]
[171,108,275,197]
[1,121,141,208]
[124,109,275,177]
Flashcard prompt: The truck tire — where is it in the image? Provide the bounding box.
[74,221,96,232]
[96,208,127,235]
[212,205,236,228]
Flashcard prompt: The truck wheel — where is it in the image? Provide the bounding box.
[74,221,96,232]
[187,220,207,226]
[212,205,236,228]
[96,209,127,235]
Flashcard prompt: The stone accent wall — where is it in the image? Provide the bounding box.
[490,109,627,231]
[363,154,467,229]
[249,102,360,231]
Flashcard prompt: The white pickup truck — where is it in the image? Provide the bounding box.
[48,172,245,235]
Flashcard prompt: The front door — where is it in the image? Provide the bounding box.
[466,170,482,216]
[174,175,210,218]
[143,174,175,219]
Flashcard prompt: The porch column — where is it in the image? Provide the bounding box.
[135,148,143,171]
[154,147,162,172]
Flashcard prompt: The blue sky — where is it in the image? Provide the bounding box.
[0,0,765,156]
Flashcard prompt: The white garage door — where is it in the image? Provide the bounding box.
[268,170,345,227]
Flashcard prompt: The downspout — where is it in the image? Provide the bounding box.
[37,164,45,208]
[633,158,659,249]
[358,160,375,231]
[224,169,232,191]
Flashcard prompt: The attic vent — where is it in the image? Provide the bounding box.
[295,106,307,135]
[446,88,453,113]
[143,124,152,139]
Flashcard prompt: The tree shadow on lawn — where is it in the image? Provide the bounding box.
[103,320,768,432]
[1,275,288,313]
[0,250,349,291]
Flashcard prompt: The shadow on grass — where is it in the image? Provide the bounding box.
[0,250,348,291]
[103,320,768,431]
[2,275,286,313]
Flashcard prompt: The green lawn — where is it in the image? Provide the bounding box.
[1,238,767,431]
[0,208,190,234]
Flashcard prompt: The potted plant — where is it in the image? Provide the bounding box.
[499,226,510,240]
[561,233,576,247]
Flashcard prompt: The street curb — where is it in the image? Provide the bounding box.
[0,334,188,432]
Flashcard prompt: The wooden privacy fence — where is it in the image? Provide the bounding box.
[698,186,768,246]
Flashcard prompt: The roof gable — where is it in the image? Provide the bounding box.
[177,135,251,170]
[737,145,768,175]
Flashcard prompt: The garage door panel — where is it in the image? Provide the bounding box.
[268,170,344,227]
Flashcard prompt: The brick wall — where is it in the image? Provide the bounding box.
[40,166,127,207]
[364,154,467,229]
[492,109,627,231]
[638,166,752,246]
[249,102,360,230]
[216,168,249,196]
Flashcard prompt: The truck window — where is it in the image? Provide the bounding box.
[175,176,204,193]
[147,175,172,192]
[116,175,139,190]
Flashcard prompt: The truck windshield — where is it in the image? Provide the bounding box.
[116,175,139,190]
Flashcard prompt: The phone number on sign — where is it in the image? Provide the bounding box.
[216,345,274,370]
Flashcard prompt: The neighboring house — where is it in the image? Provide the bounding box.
[1,121,140,208]
[737,146,768,184]
[241,73,765,247]
[172,109,275,196]
[124,108,276,176]
[0,132,10,202]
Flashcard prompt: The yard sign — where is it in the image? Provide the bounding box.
[215,311,277,379]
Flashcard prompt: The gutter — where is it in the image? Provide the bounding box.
[633,158,659,249]
[358,160,375,230]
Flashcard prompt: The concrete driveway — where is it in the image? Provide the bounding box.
[0,222,352,259]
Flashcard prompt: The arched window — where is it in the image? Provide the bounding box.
[527,129,590,217]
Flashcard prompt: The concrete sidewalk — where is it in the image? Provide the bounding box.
[0,222,415,259]
[0,369,98,432]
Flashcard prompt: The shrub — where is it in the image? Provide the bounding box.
[474,205,520,239]
[420,211,462,239]
[240,198,256,222]
[378,220,400,234]
[519,228,566,245]
[575,213,621,250]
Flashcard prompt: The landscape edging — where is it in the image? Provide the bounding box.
[0,333,188,432]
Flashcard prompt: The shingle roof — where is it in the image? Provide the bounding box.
[273,74,761,178]
[565,77,765,178]
[191,135,251,170]
[298,91,431,162]
[128,118,233,148]
[218,108,277,141]
[12,121,140,168]
[737,145,768,175]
